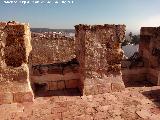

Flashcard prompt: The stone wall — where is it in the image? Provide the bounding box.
[139,27,156,68]
[29,35,78,91]
[31,59,80,91]
[30,36,76,65]
[0,21,34,104]
[75,24,126,95]
[139,27,160,85]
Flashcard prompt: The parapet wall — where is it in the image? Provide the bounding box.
[1,22,127,103]
[138,27,160,85]
[0,22,34,104]
[75,24,126,95]
[139,27,160,68]
[30,36,76,65]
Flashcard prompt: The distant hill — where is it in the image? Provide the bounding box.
[31,28,75,33]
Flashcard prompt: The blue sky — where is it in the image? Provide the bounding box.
[1,0,160,33]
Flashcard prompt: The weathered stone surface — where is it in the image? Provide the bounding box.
[4,23,31,67]
[57,80,65,90]
[97,83,111,94]
[63,72,80,81]
[47,81,57,91]
[0,26,7,69]
[13,92,34,103]
[140,27,160,68]
[1,64,29,83]
[31,74,63,84]
[0,92,13,104]
[111,82,125,92]
[0,21,34,104]
[139,26,160,85]
[75,24,126,95]
[65,79,78,88]
[122,26,160,86]
[30,36,76,65]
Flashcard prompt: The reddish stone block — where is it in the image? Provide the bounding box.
[57,80,65,90]
[97,83,111,94]
[47,69,62,74]
[47,81,57,91]
[50,111,62,119]
[5,24,28,36]
[93,85,99,95]
[65,79,79,89]
[13,92,34,103]
[0,92,13,104]
[111,82,125,92]
[83,85,94,95]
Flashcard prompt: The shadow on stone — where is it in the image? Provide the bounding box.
[142,89,160,107]
[123,79,154,87]
[34,88,81,98]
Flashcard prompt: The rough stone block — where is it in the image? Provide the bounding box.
[97,83,111,94]
[65,79,79,89]
[48,68,62,74]
[47,81,57,91]
[111,82,125,92]
[83,85,94,95]
[63,72,80,81]
[57,80,65,90]
[2,65,29,83]
[13,92,34,103]
[0,92,13,104]
[4,24,29,36]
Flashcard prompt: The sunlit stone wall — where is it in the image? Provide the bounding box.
[0,21,34,104]
[30,36,76,65]
[75,24,126,95]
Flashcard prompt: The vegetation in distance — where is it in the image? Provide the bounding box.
[122,32,140,46]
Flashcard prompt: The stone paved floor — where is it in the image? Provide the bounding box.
[1,81,160,120]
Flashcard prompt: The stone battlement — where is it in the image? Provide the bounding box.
[0,21,34,104]
[1,21,126,104]
[75,24,126,95]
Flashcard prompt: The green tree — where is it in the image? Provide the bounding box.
[121,38,129,46]
[131,35,140,45]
